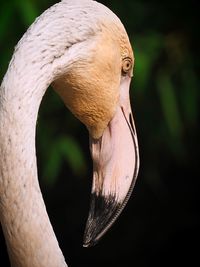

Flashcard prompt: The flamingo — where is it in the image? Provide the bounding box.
[0,0,139,266]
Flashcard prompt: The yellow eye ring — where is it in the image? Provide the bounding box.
[122,58,132,75]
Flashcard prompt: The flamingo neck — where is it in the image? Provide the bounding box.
[0,4,70,267]
[0,49,68,267]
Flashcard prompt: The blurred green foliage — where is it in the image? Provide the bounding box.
[0,0,199,265]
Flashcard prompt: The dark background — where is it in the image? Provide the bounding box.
[0,0,199,266]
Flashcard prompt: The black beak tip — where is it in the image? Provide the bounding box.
[83,243,90,248]
[82,215,101,248]
[82,192,122,248]
[83,237,97,248]
[83,241,91,248]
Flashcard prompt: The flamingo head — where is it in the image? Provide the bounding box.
[52,1,139,247]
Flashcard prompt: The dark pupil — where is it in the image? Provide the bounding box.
[126,63,130,68]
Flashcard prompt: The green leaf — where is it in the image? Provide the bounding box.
[59,135,86,176]
[42,142,62,186]
[156,72,182,138]
[0,2,14,40]
[133,33,163,93]
[14,0,39,26]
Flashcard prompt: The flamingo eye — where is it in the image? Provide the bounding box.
[122,58,132,75]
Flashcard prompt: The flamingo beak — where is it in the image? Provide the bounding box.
[83,77,139,247]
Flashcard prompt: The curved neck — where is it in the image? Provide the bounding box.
[0,50,67,267]
[0,5,69,267]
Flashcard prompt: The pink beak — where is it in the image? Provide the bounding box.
[83,76,139,247]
